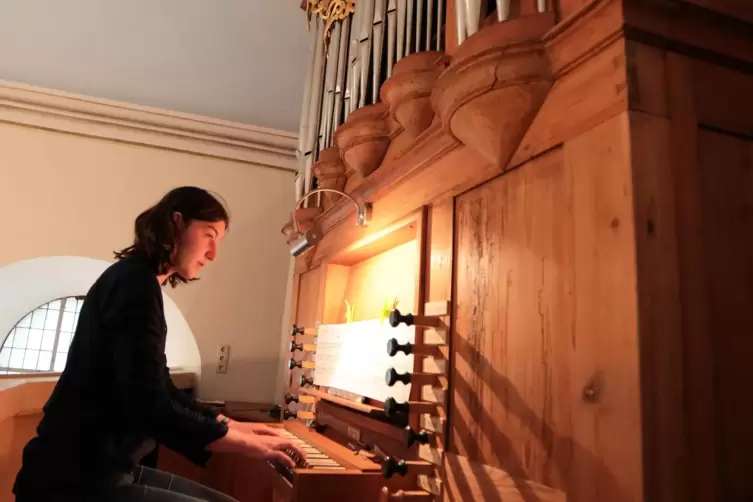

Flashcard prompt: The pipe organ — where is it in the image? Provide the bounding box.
[278,1,753,501]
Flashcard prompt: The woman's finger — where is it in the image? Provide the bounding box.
[268,449,296,469]
[281,440,308,463]
[255,426,283,437]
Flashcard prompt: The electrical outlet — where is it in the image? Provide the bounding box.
[216,344,230,373]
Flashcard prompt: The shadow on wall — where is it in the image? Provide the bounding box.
[0,256,202,374]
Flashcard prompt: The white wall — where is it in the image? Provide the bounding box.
[0,85,296,403]
[0,0,311,131]
[0,256,202,374]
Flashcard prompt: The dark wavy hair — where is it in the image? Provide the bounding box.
[114,186,230,288]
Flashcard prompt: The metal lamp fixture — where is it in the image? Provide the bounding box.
[289,188,372,256]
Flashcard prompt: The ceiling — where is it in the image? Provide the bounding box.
[0,0,312,133]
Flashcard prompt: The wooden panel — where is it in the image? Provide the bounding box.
[443,452,566,502]
[628,110,685,502]
[564,112,642,502]
[453,147,574,491]
[289,266,324,397]
[297,265,324,328]
[322,264,350,325]
[665,51,715,502]
[690,58,753,137]
[0,414,41,502]
[698,128,753,501]
[338,240,418,322]
[625,41,668,118]
[425,201,454,304]
[453,114,642,500]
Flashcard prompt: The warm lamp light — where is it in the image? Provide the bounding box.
[289,188,372,256]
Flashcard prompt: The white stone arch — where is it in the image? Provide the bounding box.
[0,256,201,374]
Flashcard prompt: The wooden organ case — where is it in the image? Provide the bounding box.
[276,0,753,501]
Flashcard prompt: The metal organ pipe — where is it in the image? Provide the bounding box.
[496,0,510,21]
[455,0,467,45]
[463,0,480,37]
[358,0,375,108]
[373,0,387,104]
[304,18,326,202]
[396,0,407,61]
[320,22,342,150]
[386,0,397,76]
[332,17,350,139]
[296,0,447,201]
[296,21,319,200]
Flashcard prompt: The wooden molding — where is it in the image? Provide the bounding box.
[381,51,449,141]
[0,80,298,172]
[432,12,555,168]
[312,147,348,209]
[333,102,392,178]
[622,0,753,69]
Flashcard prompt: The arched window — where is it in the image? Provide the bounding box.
[0,296,85,375]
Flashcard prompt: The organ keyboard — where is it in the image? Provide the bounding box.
[266,421,406,501]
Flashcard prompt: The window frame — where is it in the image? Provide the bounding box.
[0,296,85,375]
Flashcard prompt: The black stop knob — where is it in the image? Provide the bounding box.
[284,393,299,404]
[290,324,305,336]
[299,375,314,386]
[381,457,408,478]
[387,338,412,356]
[269,404,282,420]
[290,341,303,352]
[385,368,411,386]
[384,397,409,417]
[405,426,430,448]
[288,358,302,370]
[389,309,415,328]
[283,409,297,420]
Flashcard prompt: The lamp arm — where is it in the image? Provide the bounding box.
[292,188,367,232]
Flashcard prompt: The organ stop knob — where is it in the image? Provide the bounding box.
[388,309,440,328]
[382,457,434,478]
[405,426,430,448]
[387,338,440,357]
[384,397,438,419]
[385,367,411,386]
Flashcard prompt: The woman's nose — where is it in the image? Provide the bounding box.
[206,241,217,261]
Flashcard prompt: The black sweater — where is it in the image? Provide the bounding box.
[13,255,228,500]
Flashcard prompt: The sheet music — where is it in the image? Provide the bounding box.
[314,319,415,402]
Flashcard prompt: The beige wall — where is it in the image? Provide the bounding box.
[0,81,296,403]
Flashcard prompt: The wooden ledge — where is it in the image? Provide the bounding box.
[0,370,197,423]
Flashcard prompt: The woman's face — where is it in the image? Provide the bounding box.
[172,216,226,279]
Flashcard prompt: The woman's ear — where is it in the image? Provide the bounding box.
[172,211,184,228]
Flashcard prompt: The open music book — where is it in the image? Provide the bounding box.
[314,319,415,402]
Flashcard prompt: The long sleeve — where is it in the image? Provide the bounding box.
[104,271,228,466]
[164,367,221,420]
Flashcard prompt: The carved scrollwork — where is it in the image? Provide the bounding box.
[306,0,355,49]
